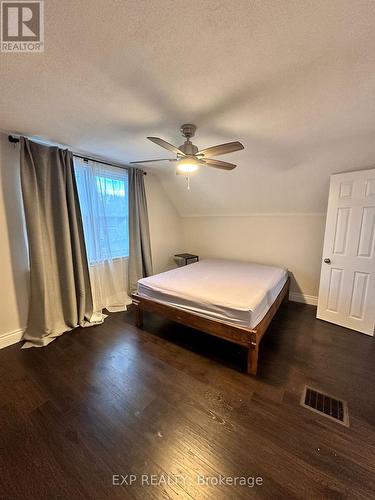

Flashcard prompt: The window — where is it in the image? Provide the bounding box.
[74,159,129,263]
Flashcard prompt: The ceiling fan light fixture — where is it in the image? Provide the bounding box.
[176,157,199,173]
[131,125,244,177]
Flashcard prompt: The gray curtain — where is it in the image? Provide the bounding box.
[128,168,153,292]
[20,138,100,348]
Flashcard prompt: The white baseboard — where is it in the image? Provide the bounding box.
[0,328,24,349]
[289,292,318,306]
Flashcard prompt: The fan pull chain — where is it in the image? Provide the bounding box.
[186,175,191,190]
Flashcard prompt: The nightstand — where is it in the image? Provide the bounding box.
[174,253,199,265]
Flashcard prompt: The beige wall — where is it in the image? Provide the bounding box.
[181,215,326,298]
[0,134,29,347]
[146,173,184,274]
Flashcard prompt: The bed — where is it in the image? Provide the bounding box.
[132,259,290,375]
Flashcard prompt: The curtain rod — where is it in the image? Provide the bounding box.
[8,135,147,175]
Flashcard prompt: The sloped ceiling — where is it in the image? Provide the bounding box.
[1,0,375,215]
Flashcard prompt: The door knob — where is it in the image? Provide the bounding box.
[324,258,331,264]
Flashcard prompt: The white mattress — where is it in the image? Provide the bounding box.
[137,259,288,328]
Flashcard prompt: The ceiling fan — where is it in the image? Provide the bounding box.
[130,124,244,174]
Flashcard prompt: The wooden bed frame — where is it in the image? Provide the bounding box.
[132,276,290,376]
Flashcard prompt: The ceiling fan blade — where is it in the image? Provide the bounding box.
[204,159,237,170]
[198,141,244,157]
[147,137,186,156]
[130,158,177,164]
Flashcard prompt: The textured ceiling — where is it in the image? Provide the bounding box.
[1,0,375,215]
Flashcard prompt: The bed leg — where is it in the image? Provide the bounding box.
[283,280,290,305]
[135,306,143,329]
[247,344,258,376]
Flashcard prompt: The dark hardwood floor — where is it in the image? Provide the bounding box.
[1,302,375,499]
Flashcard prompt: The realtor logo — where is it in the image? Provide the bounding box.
[1,1,44,52]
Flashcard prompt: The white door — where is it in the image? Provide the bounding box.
[317,169,375,335]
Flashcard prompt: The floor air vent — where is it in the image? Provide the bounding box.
[301,386,349,427]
